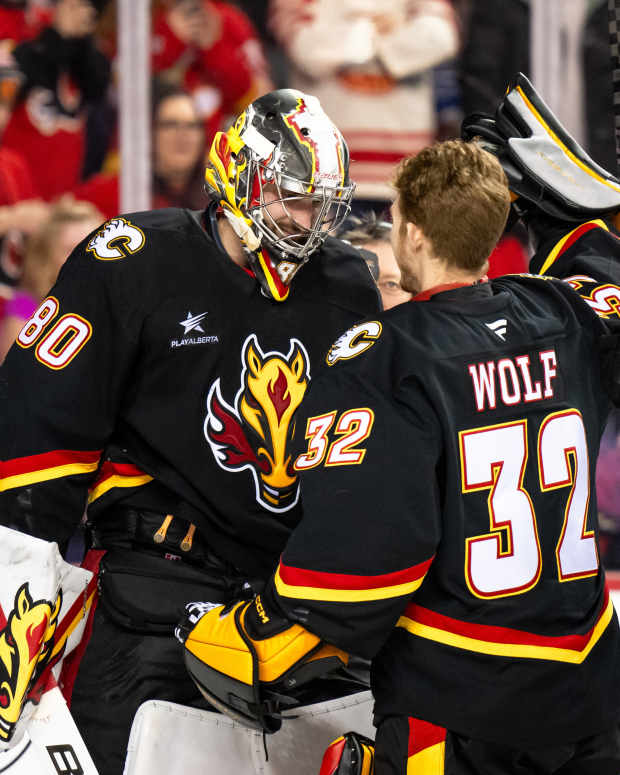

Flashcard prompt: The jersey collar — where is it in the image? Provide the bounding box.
[412,277,489,302]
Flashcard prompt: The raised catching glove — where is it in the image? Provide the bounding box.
[462,72,620,224]
[176,595,348,732]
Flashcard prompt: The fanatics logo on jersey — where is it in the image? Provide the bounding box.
[485,318,508,341]
[170,311,219,348]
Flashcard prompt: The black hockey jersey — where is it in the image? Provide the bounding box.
[0,208,380,577]
[265,219,620,747]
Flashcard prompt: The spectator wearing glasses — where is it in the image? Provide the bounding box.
[339,212,411,309]
[73,80,207,218]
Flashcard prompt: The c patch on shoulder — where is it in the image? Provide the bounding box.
[86,217,146,261]
[326,320,382,366]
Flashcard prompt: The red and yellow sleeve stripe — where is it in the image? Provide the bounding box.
[539,219,609,276]
[274,556,434,604]
[397,587,614,664]
[0,449,102,493]
[87,461,153,504]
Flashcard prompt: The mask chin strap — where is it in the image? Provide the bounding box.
[223,207,309,302]
[247,247,309,302]
[223,207,262,252]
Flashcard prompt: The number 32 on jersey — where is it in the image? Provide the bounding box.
[460,409,598,599]
[295,408,375,469]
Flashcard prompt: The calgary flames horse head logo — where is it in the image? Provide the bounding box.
[204,335,310,513]
[0,584,61,742]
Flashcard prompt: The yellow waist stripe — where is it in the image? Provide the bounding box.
[1,461,100,493]
[397,598,614,664]
[87,473,153,504]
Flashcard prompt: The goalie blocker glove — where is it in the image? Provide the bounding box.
[461,72,620,224]
[175,595,348,732]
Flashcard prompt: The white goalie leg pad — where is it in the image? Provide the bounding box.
[0,687,99,774]
[123,691,374,775]
[0,526,96,751]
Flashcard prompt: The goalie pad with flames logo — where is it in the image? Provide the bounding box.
[0,526,95,749]
[0,583,61,743]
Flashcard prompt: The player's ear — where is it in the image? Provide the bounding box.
[406,221,425,253]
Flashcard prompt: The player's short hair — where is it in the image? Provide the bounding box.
[393,140,510,271]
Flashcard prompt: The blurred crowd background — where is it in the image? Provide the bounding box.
[0,0,619,567]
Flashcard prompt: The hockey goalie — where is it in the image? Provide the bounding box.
[0,85,379,775]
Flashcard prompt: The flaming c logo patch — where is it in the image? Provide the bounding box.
[204,334,311,513]
[326,321,382,366]
[0,584,61,742]
[87,217,146,261]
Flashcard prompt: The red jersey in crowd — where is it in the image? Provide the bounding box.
[1,25,110,200]
[152,1,271,143]
[0,4,52,47]
[0,145,37,205]
[3,77,85,201]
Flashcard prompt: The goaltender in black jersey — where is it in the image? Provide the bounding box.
[179,76,620,775]
[0,209,377,575]
[0,90,380,775]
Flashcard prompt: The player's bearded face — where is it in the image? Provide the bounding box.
[261,183,315,237]
[390,198,419,295]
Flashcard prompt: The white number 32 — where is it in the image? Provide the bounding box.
[460,409,598,599]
